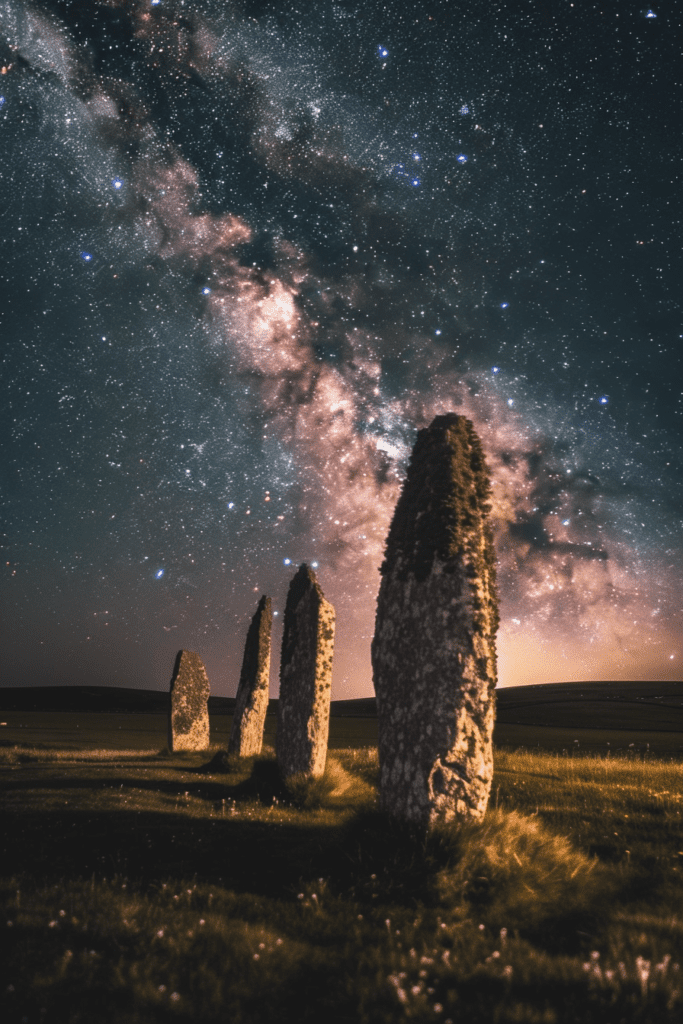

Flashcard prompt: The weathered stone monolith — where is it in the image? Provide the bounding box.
[371,413,499,829]
[168,649,210,752]
[276,564,335,780]
[228,595,272,756]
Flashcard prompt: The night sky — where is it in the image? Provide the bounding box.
[1,0,681,697]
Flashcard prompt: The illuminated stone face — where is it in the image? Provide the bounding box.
[276,564,335,780]
[229,595,272,757]
[167,650,210,752]
[372,414,498,829]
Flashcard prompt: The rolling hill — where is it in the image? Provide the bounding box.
[0,680,682,732]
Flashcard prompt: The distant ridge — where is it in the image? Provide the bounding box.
[0,681,682,732]
[0,686,233,715]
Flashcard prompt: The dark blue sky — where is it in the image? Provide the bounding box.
[1,0,681,695]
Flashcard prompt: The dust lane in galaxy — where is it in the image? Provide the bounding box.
[1,1,681,694]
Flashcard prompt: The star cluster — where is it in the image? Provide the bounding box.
[1,0,681,695]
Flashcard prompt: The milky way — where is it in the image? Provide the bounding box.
[1,0,681,695]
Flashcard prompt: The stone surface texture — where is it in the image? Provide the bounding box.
[371,413,499,829]
[228,595,272,756]
[276,564,335,780]
[168,649,210,752]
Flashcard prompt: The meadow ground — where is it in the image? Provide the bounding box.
[1,715,682,1023]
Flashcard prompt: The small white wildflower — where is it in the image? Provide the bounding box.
[434,1004,443,1014]
[158,985,166,992]
[478,924,485,931]
[157,930,164,938]
[59,910,66,917]
[199,919,205,926]
[170,993,180,1002]
[253,954,259,961]
[636,956,650,993]
[48,921,57,928]
[411,985,421,995]
[500,928,507,941]
[276,938,283,945]
[503,965,513,978]
[297,893,304,900]
[396,988,407,1003]
[591,951,600,960]
[258,943,265,949]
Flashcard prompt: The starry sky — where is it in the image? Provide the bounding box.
[1,0,681,698]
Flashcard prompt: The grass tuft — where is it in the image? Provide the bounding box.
[282,755,376,809]
[431,808,613,943]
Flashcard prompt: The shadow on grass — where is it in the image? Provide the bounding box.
[2,750,628,955]
[1,805,338,896]
[0,753,374,897]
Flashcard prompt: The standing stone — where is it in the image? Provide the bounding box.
[276,564,335,780]
[371,413,499,829]
[228,596,272,756]
[168,649,210,752]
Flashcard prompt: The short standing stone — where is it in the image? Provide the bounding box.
[372,413,499,829]
[168,649,210,752]
[276,564,335,780]
[228,595,272,756]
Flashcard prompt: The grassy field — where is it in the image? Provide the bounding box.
[1,717,682,1023]
[3,710,683,761]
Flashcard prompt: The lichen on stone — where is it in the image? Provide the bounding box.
[276,564,335,780]
[229,595,272,757]
[380,413,498,641]
[372,414,499,829]
[168,649,210,752]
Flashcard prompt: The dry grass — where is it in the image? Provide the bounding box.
[1,741,682,1023]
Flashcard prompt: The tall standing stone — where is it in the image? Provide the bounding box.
[228,596,272,756]
[371,413,499,829]
[168,649,210,752]
[276,564,335,780]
